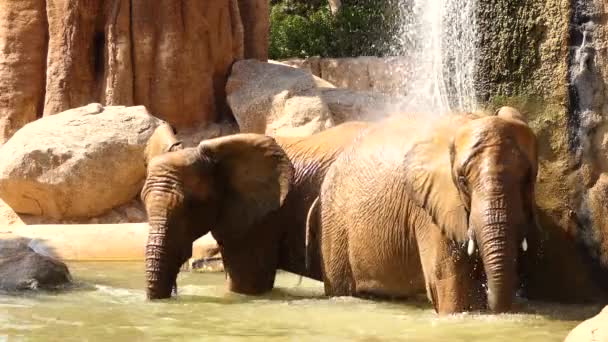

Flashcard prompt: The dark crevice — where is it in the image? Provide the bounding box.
[93,31,106,83]
[129,0,137,105]
[38,0,50,119]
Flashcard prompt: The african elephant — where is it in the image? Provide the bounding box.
[141,121,369,299]
[144,121,183,166]
[315,107,538,314]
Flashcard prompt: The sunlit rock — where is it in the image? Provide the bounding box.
[0,104,162,220]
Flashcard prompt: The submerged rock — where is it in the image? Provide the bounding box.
[0,237,71,291]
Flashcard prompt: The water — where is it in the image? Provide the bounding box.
[393,0,478,114]
[0,262,599,341]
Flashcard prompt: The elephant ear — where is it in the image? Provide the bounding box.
[144,122,183,166]
[198,134,294,237]
[402,138,469,243]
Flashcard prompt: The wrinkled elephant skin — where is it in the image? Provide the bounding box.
[318,107,539,314]
[141,122,369,299]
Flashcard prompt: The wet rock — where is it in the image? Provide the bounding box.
[0,103,162,220]
[0,237,71,291]
[565,306,608,342]
[475,0,608,302]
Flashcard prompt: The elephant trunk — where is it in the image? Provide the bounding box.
[476,194,519,313]
[144,189,183,300]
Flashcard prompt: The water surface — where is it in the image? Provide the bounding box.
[0,262,599,341]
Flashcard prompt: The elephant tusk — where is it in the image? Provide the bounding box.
[467,238,475,256]
[521,238,528,252]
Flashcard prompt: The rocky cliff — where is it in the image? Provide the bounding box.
[0,0,268,144]
[475,0,608,301]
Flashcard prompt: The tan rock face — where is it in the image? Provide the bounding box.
[227,60,335,137]
[0,0,269,143]
[0,104,161,220]
[227,60,404,137]
[565,306,608,342]
[281,57,410,96]
[0,0,47,145]
[476,0,608,302]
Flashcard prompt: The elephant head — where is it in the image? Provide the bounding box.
[144,121,183,166]
[405,106,538,312]
[141,133,293,299]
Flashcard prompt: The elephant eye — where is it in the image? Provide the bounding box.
[458,175,467,188]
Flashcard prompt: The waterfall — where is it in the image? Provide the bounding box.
[393,0,478,114]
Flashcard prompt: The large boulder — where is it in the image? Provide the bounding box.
[0,237,71,291]
[0,103,162,220]
[565,306,608,342]
[226,60,403,136]
[227,60,336,137]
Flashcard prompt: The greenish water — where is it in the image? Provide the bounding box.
[0,262,600,341]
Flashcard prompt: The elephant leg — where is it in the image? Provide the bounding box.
[217,225,281,295]
[416,224,486,313]
[320,198,355,296]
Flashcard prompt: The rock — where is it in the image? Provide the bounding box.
[237,0,270,61]
[183,233,224,273]
[227,60,402,136]
[0,103,162,219]
[328,0,341,14]
[320,88,404,123]
[565,306,608,342]
[475,0,608,302]
[280,57,322,78]
[227,60,336,137]
[0,237,71,291]
[282,57,411,96]
[176,120,240,148]
[0,0,269,143]
[0,0,47,145]
[6,223,150,261]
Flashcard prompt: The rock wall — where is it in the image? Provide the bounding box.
[475,0,608,301]
[0,0,269,144]
[280,56,410,96]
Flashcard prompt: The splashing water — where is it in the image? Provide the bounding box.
[392,0,478,114]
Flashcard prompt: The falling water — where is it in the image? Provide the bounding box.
[392,0,478,114]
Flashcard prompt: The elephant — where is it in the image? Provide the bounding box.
[315,107,539,314]
[0,237,71,291]
[141,121,370,299]
[144,121,183,166]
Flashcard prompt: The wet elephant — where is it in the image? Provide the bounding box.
[316,107,539,314]
[141,122,369,299]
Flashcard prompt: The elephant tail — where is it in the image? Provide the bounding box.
[305,195,320,275]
